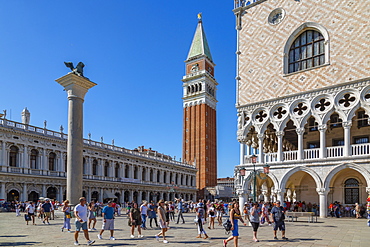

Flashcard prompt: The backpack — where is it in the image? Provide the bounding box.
[274,206,285,222]
[222,219,232,235]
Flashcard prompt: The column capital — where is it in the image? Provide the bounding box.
[276,131,284,137]
[316,188,329,195]
[366,187,370,194]
[56,73,97,100]
[342,121,352,128]
[318,124,327,132]
[295,127,305,135]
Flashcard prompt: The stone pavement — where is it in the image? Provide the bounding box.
[0,211,369,247]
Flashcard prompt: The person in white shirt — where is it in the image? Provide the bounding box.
[140,201,148,230]
[74,197,95,246]
[25,201,36,225]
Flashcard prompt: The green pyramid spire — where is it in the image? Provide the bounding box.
[187,16,213,62]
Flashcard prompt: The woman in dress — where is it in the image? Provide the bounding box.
[88,201,97,230]
[129,202,143,238]
[223,201,246,247]
[61,200,71,232]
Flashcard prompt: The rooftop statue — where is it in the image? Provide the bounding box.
[64,61,85,77]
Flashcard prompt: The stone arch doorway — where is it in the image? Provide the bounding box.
[326,167,368,206]
[7,189,19,201]
[115,192,121,203]
[124,191,130,203]
[91,191,99,202]
[47,187,57,200]
[28,191,39,202]
[133,191,138,203]
[283,170,319,205]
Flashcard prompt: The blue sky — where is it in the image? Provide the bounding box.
[0,1,238,177]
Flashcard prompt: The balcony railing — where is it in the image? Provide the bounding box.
[0,118,196,170]
[243,143,370,164]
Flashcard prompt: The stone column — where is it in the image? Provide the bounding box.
[22,183,27,201]
[240,142,246,165]
[237,189,247,215]
[343,121,352,157]
[1,141,6,167]
[121,190,125,203]
[42,149,47,174]
[138,191,142,204]
[257,134,265,163]
[58,185,63,202]
[56,73,96,205]
[87,187,91,203]
[42,184,46,197]
[99,188,104,202]
[0,182,6,200]
[296,127,304,160]
[23,146,29,169]
[276,131,284,162]
[275,189,284,202]
[318,125,327,159]
[317,188,329,218]
[130,190,134,202]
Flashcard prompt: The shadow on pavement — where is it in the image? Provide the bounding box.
[0,235,28,238]
[287,238,322,242]
[0,242,41,246]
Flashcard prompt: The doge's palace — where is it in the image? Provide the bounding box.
[233,0,370,218]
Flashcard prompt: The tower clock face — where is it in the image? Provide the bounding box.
[268,8,286,25]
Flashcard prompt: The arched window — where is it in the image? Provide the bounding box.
[142,168,146,181]
[134,166,138,179]
[30,149,38,169]
[83,158,86,174]
[125,165,130,178]
[115,163,119,178]
[157,170,160,183]
[344,178,359,204]
[104,162,109,177]
[64,155,67,172]
[288,30,325,73]
[150,169,154,181]
[48,152,56,171]
[163,171,167,183]
[92,159,98,175]
[9,145,19,167]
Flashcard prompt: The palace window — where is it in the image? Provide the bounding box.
[288,30,325,73]
[332,139,344,146]
[104,162,109,177]
[115,163,120,178]
[30,149,38,169]
[308,117,318,131]
[357,111,369,128]
[92,159,98,175]
[48,152,56,171]
[307,142,319,149]
[344,178,359,204]
[9,145,19,167]
[353,136,369,144]
[330,114,342,129]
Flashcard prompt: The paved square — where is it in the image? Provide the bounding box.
[0,211,369,246]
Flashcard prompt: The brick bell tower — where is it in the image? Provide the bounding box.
[182,14,217,199]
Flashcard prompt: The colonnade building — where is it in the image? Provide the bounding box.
[0,110,197,203]
[233,0,370,217]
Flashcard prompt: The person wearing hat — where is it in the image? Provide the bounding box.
[155,200,169,243]
[195,202,209,239]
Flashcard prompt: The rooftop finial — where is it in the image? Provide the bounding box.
[197,12,202,21]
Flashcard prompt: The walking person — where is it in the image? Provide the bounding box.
[155,200,169,243]
[195,202,209,239]
[25,201,36,225]
[148,201,159,228]
[15,201,21,216]
[223,201,246,247]
[97,201,116,240]
[128,202,143,238]
[41,199,52,225]
[88,201,97,231]
[61,200,72,232]
[140,201,148,230]
[248,202,261,242]
[176,198,185,224]
[270,201,288,240]
[74,197,95,246]
[208,203,216,229]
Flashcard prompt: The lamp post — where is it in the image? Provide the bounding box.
[239,154,270,203]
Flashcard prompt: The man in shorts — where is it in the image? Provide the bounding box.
[97,201,115,240]
[41,199,52,224]
[74,197,95,246]
[270,201,288,240]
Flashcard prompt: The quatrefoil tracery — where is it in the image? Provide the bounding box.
[315,98,331,112]
[255,110,267,122]
[273,107,287,119]
[338,93,356,108]
[294,103,308,116]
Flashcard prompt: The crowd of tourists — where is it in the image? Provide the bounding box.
[3,197,370,246]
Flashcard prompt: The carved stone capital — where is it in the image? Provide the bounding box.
[316,188,329,195]
[276,131,284,137]
[257,134,265,140]
[318,124,327,132]
[342,121,352,128]
[295,127,305,135]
